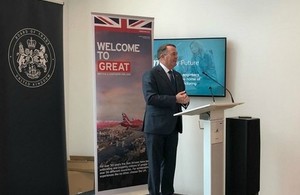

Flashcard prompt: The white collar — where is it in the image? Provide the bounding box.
[160,63,172,74]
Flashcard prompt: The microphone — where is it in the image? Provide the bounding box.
[208,86,215,103]
[202,72,235,103]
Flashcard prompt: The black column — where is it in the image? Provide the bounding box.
[226,117,260,195]
[0,1,68,194]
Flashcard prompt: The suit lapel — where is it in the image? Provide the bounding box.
[173,71,180,91]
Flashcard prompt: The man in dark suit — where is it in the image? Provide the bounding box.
[142,44,190,195]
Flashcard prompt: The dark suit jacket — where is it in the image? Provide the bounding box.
[142,65,187,135]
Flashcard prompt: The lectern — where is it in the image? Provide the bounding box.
[174,102,243,195]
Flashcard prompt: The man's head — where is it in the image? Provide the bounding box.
[157,44,178,70]
[190,41,203,55]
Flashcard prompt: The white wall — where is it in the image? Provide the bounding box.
[64,0,300,194]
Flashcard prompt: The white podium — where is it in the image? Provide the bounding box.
[174,102,243,195]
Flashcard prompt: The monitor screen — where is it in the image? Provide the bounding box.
[153,37,227,97]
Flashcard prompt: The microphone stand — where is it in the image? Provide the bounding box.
[209,86,215,103]
[202,72,235,103]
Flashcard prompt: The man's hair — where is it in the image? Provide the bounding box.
[157,44,176,59]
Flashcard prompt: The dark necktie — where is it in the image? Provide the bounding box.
[168,70,176,90]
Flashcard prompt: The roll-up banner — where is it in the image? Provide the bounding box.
[92,13,154,193]
[0,0,68,194]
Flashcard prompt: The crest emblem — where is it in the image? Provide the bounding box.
[8,28,55,88]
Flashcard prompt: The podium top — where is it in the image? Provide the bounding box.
[174,102,243,116]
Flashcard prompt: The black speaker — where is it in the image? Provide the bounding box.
[226,117,260,195]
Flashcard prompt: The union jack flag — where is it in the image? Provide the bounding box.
[93,14,153,34]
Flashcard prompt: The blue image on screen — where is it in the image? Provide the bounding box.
[153,37,227,97]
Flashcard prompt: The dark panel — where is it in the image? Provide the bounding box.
[226,117,260,195]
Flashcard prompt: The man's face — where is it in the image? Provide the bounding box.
[162,46,178,69]
[190,43,199,54]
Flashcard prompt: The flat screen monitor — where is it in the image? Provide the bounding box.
[153,37,227,97]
